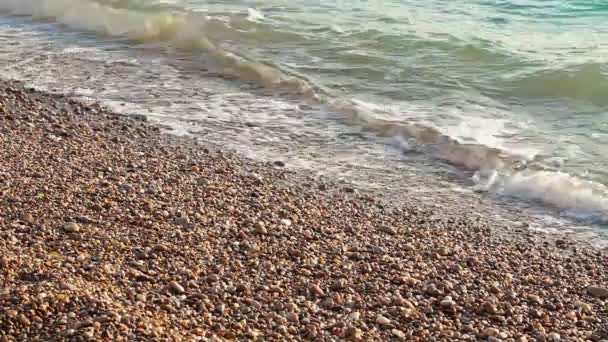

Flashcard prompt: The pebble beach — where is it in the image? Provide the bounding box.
[1,79,607,341]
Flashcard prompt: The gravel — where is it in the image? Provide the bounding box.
[0,80,607,340]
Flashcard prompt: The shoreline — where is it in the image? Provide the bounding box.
[1,79,607,340]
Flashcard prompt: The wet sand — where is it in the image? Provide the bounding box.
[1,80,607,341]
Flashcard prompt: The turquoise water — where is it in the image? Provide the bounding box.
[0,0,607,241]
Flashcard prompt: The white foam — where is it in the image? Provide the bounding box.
[501,170,608,217]
[246,8,264,21]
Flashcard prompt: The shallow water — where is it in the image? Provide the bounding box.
[0,0,607,244]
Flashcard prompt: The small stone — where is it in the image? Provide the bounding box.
[0,256,8,268]
[135,274,153,282]
[309,284,324,296]
[449,263,462,273]
[482,328,500,337]
[440,297,455,309]
[516,336,528,342]
[254,221,267,234]
[152,245,168,253]
[378,224,397,235]
[404,244,415,252]
[575,301,592,312]
[565,311,577,321]
[345,327,362,340]
[63,222,80,233]
[273,160,285,167]
[21,213,35,224]
[280,219,291,227]
[175,217,190,227]
[285,303,298,312]
[286,312,299,322]
[321,297,335,309]
[216,304,225,315]
[120,184,133,192]
[548,332,560,341]
[376,315,392,328]
[18,315,31,326]
[60,281,77,291]
[68,233,82,241]
[331,278,347,291]
[437,247,450,256]
[392,329,406,339]
[489,284,501,294]
[169,281,185,294]
[481,301,497,314]
[348,312,361,321]
[246,299,262,309]
[196,177,209,186]
[527,294,543,305]
[586,286,608,298]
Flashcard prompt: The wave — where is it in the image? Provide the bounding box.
[0,0,314,95]
[504,63,608,105]
[2,0,608,219]
[501,171,608,217]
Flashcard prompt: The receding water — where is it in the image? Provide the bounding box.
[0,0,607,244]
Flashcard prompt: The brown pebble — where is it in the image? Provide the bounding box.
[63,222,80,233]
[21,213,35,224]
[310,284,324,296]
[378,224,397,235]
[60,281,77,291]
[586,286,608,298]
[169,281,185,294]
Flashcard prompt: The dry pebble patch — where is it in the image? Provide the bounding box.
[0,80,607,341]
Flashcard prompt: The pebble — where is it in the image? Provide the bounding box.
[119,183,133,192]
[330,278,347,290]
[565,311,577,321]
[285,303,298,312]
[575,301,592,312]
[392,329,406,339]
[482,328,500,337]
[18,315,31,326]
[20,213,35,224]
[548,332,561,341]
[527,294,543,305]
[286,312,299,322]
[175,217,190,227]
[586,286,608,298]
[345,327,362,340]
[169,281,185,294]
[348,312,361,321]
[309,284,324,296]
[60,281,77,291]
[378,224,397,235]
[449,263,462,273]
[376,315,392,327]
[62,222,80,233]
[440,297,455,309]
[0,256,8,268]
[254,221,267,234]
